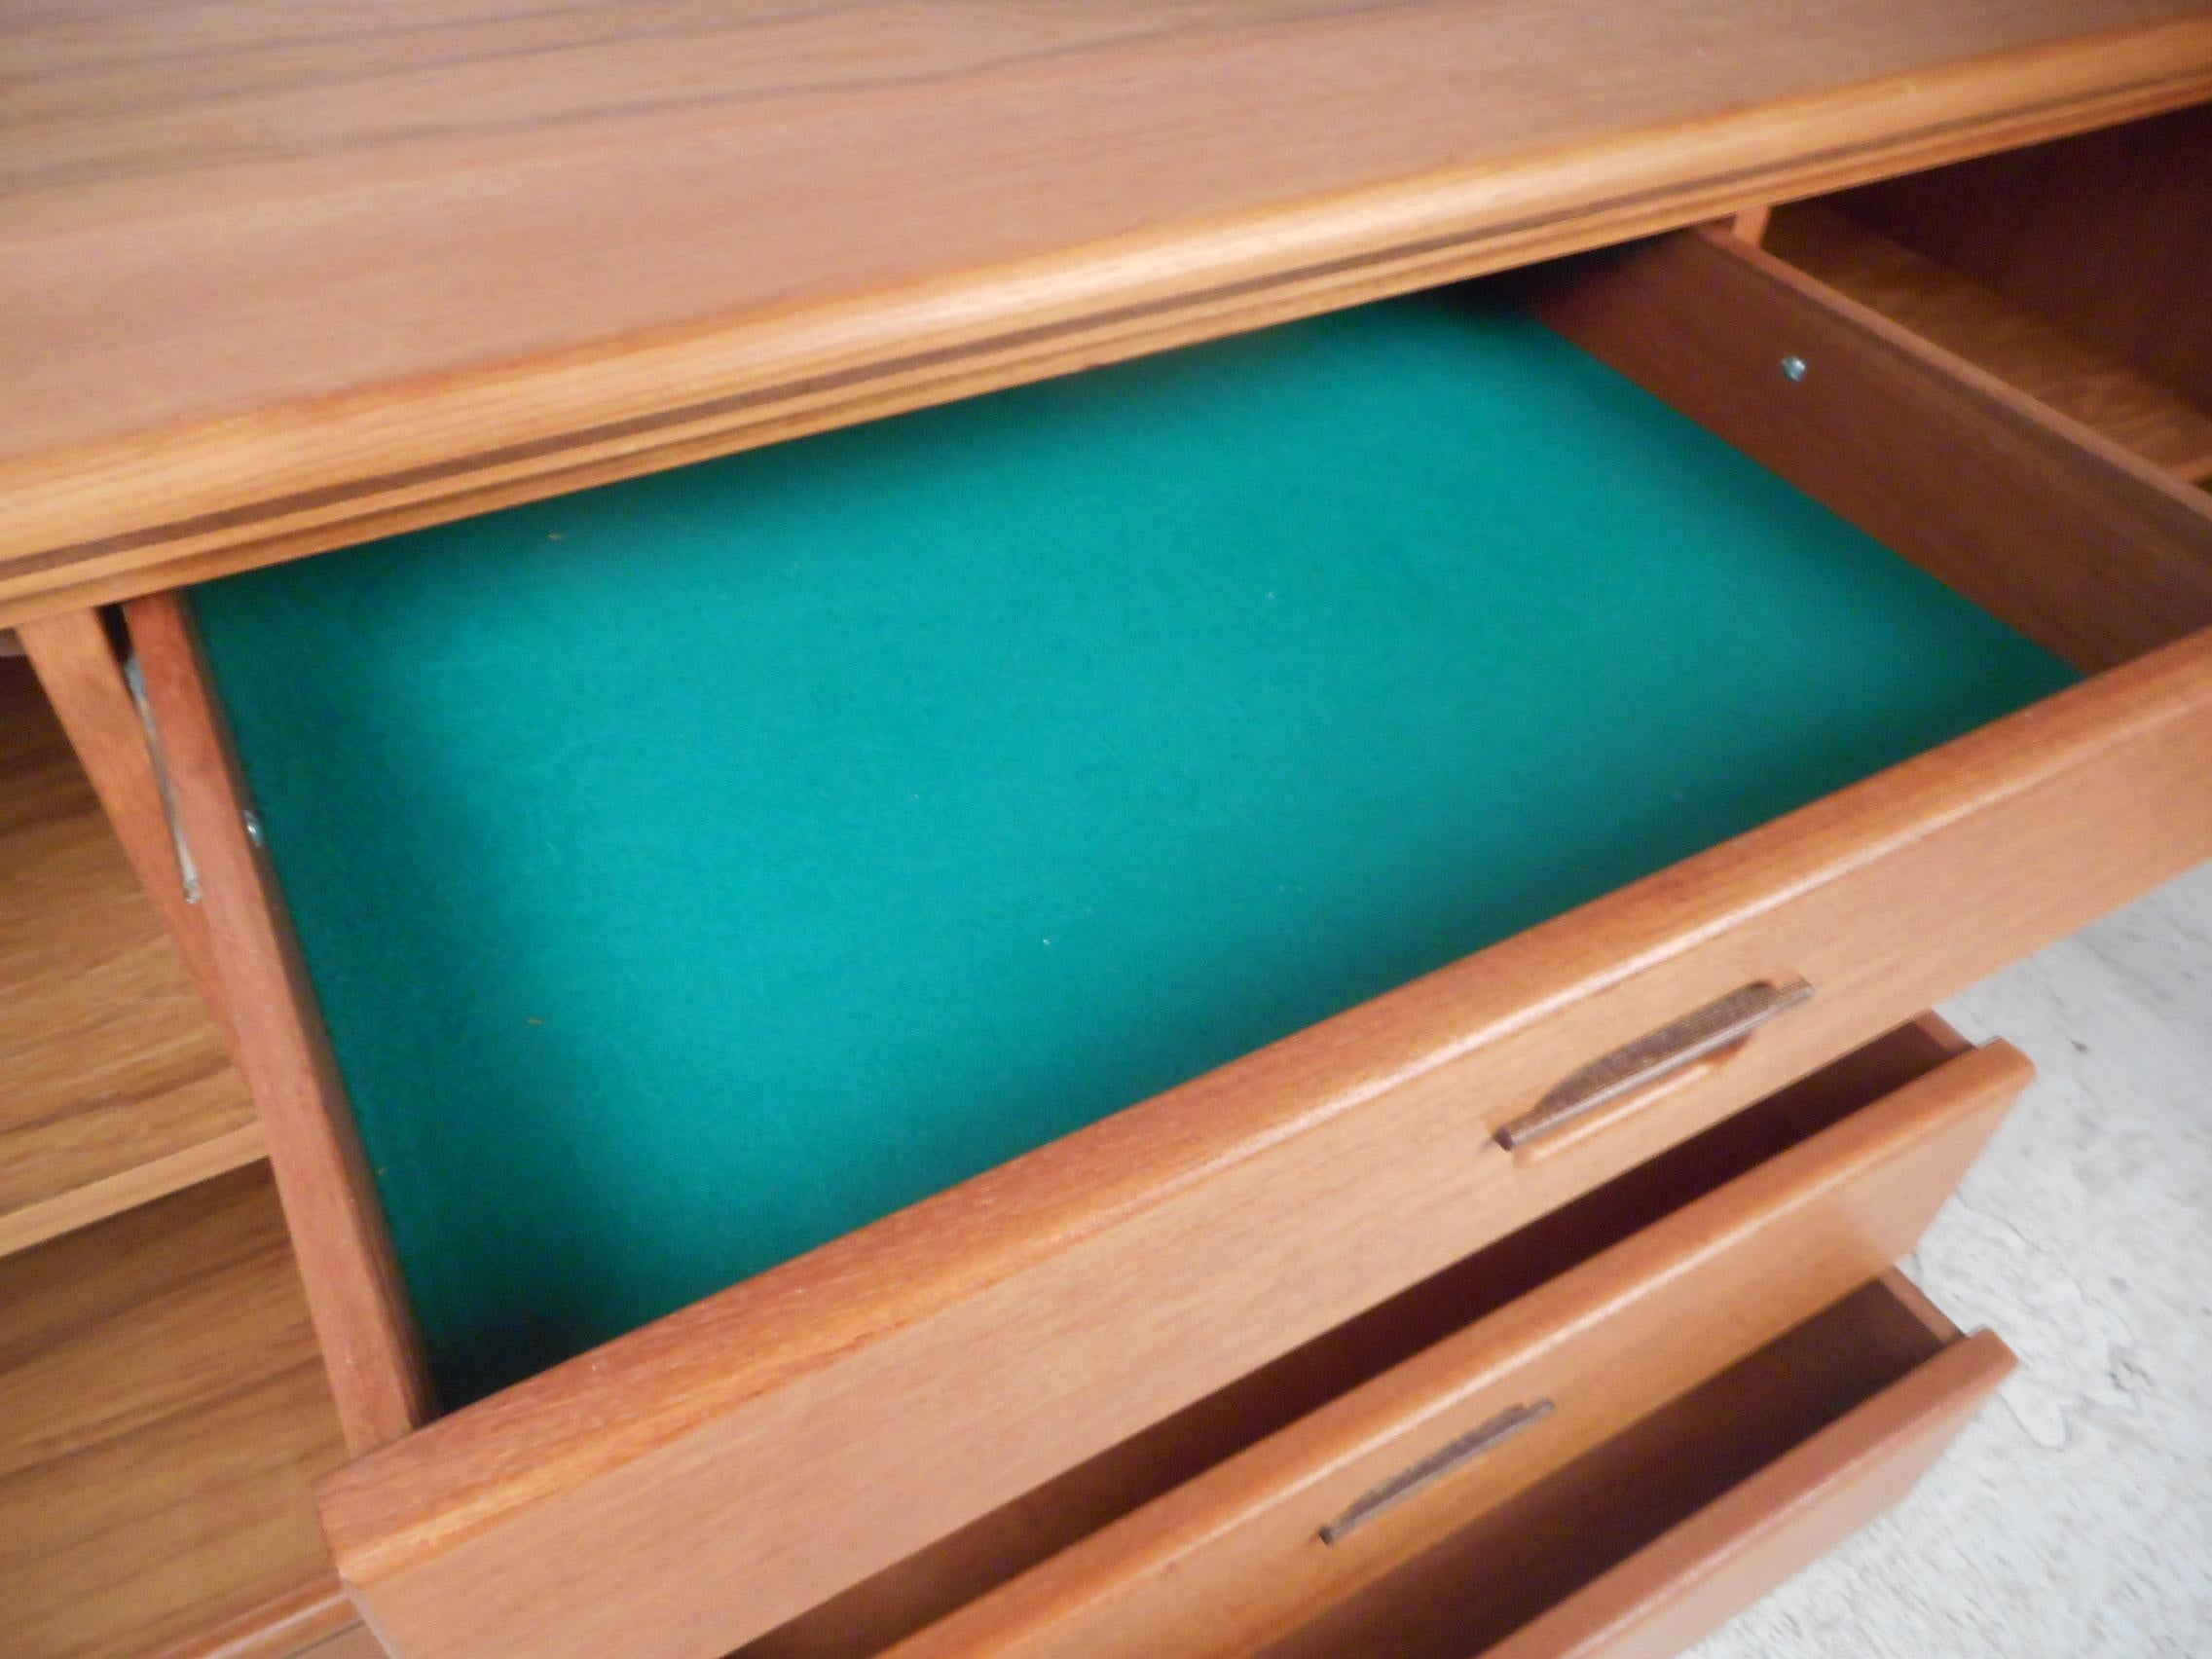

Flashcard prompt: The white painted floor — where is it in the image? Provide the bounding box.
[1692,861,2212,1657]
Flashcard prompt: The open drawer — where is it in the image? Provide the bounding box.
[1259,1273,2009,1659]
[758,1014,2020,1658]
[106,195,2212,1656]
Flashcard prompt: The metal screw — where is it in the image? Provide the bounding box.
[243,811,266,848]
[1780,354,1809,383]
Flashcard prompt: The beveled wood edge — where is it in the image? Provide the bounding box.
[150,1576,359,1659]
[2,20,2210,627]
[0,1120,268,1261]
[1480,1320,2015,1658]
[17,607,237,1038]
[879,1042,2030,1658]
[1871,1263,1966,1346]
[125,591,433,1453]
[295,1628,388,1659]
[1728,205,1774,247]
[1524,221,2212,673]
[1901,1012,1973,1062]
[315,617,2212,1585]
[5,601,271,1257]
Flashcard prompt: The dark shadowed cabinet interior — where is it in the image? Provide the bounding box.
[3,5,2211,1656]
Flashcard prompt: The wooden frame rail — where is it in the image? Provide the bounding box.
[3,12,2211,628]
[1523,225,2212,674]
[125,592,433,1454]
[18,609,234,1039]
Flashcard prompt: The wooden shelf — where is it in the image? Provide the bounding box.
[0,656,264,1256]
[0,1165,347,1658]
[1766,203,2212,482]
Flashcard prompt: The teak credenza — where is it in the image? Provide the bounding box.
[4,6,2212,1657]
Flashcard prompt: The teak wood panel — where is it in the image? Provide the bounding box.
[3,9,2212,623]
[0,656,261,1257]
[294,1631,387,1659]
[0,1168,347,1659]
[152,1578,360,1659]
[883,1039,2027,1658]
[1836,100,2212,414]
[319,619,2212,1659]
[1255,1278,2011,1659]
[1762,203,2212,481]
[126,594,433,1453]
[1522,226,2212,673]
[17,607,236,1035]
[744,1019,1980,1659]
[1482,1343,2009,1659]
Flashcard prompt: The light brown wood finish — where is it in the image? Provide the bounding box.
[0,656,262,1256]
[1523,225,2212,673]
[1489,1348,2009,1659]
[319,607,2212,1657]
[1764,203,2212,480]
[126,594,432,1453]
[748,1018,1979,1659]
[297,1631,387,1659]
[882,1036,2026,1659]
[1727,205,1773,247]
[152,1579,359,1659]
[0,1167,347,1659]
[1255,1277,2012,1659]
[17,607,234,1033]
[3,8,2212,624]
[1838,100,2212,414]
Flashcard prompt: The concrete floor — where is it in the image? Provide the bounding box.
[1692,861,2212,1657]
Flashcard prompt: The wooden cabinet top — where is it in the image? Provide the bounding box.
[3,0,2209,624]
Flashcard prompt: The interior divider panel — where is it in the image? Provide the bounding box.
[1524,226,2212,673]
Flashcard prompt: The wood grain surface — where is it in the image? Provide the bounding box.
[0,1167,347,1659]
[745,1018,1980,1659]
[1763,203,2212,480]
[151,1578,358,1659]
[1255,1280,2011,1659]
[2,4,2210,622]
[1837,100,2212,413]
[18,607,236,1036]
[880,1040,2027,1658]
[1524,226,2212,673]
[0,656,261,1257]
[294,1630,387,1659]
[318,618,2212,1658]
[127,594,434,1454]
[1479,1336,2014,1659]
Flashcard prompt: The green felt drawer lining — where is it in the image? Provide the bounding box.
[194,289,2076,1405]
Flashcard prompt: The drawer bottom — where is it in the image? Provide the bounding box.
[1259,1272,2008,1659]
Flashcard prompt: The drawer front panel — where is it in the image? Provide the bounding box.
[1259,1276,2012,1659]
[320,625,2212,1659]
[887,1037,2026,1658]
[1482,1331,2011,1659]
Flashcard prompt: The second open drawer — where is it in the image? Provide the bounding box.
[737,1014,2020,1657]
[1258,1272,2009,1659]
